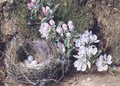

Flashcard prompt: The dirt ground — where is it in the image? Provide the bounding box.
[3,67,120,86]
[57,69,120,86]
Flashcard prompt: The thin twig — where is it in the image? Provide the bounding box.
[7,71,32,84]
[1,51,36,85]
[55,62,65,85]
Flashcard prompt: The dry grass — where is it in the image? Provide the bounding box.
[4,35,71,85]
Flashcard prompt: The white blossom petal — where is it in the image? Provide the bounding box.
[103,54,107,60]
[107,55,112,64]
[97,66,104,72]
[81,63,87,71]
[94,40,100,43]
[96,59,102,67]
[73,55,80,59]
[103,65,108,71]
[87,61,91,69]
[93,35,97,41]
[74,60,82,71]
[99,55,104,61]
[74,39,81,47]
[57,42,66,53]
[92,47,98,55]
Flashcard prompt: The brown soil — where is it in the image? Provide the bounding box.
[57,69,120,86]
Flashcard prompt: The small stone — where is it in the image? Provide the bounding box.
[107,4,112,7]
[102,84,106,86]
[87,77,92,82]
[83,80,85,82]
[68,78,76,84]
[113,8,118,11]
[108,80,111,82]
[73,81,78,85]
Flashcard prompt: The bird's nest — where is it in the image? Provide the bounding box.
[5,36,71,85]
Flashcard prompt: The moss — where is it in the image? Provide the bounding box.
[14,0,91,39]
[52,0,90,33]
[15,0,40,39]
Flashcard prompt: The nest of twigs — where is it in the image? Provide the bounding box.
[5,36,71,85]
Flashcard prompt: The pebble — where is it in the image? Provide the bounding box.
[102,84,106,86]
[72,81,78,86]
[68,77,76,84]
[87,77,92,82]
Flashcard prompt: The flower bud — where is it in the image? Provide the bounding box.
[46,6,50,11]
[68,21,74,31]
[41,6,46,14]
[49,19,55,26]
[41,6,48,15]
[31,0,36,4]
[56,27,63,34]
[27,3,34,10]
[62,23,68,31]
[69,25,75,32]
[66,32,71,37]
[68,20,73,26]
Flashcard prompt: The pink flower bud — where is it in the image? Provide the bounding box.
[27,3,34,10]
[66,32,71,37]
[68,20,73,26]
[56,27,63,34]
[62,23,68,31]
[49,19,55,26]
[31,0,36,4]
[68,21,75,32]
[41,6,48,15]
[46,6,50,11]
[69,25,75,32]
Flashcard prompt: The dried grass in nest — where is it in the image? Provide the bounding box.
[5,36,71,85]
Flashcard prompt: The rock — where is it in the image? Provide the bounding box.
[87,77,92,82]
[102,84,106,86]
[72,81,78,86]
[68,77,76,84]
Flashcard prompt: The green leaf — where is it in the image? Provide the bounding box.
[65,39,70,48]
[90,50,102,63]
[41,16,54,23]
[109,64,116,70]
[52,4,60,13]
[57,21,64,27]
